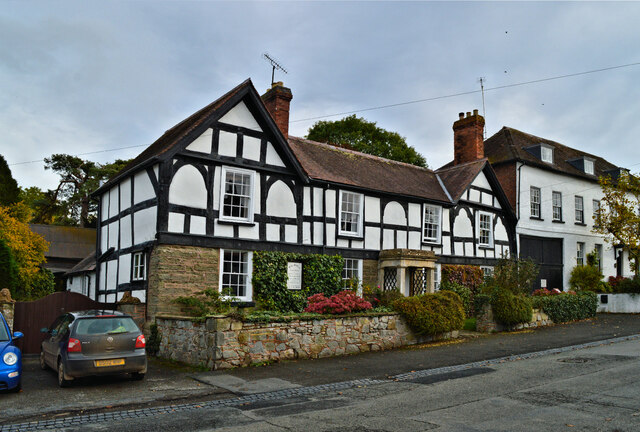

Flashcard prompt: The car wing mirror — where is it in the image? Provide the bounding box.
[13,331,24,340]
[40,327,49,333]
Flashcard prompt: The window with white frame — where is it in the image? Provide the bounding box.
[481,266,494,278]
[477,211,493,247]
[339,191,363,236]
[576,242,585,266]
[552,191,563,221]
[132,252,146,281]
[593,199,601,226]
[220,250,252,301]
[423,204,442,243]
[220,167,255,222]
[584,159,594,175]
[342,258,362,289]
[541,145,554,163]
[530,187,541,218]
[575,196,584,223]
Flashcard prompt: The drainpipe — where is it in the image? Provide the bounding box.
[515,161,524,258]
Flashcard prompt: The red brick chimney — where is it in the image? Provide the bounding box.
[453,109,485,165]
[261,82,292,139]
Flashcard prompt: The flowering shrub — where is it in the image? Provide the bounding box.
[441,265,484,294]
[532,288,566,296]
[304,290,373,314]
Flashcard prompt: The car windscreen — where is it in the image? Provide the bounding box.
[74,317,139,336]
[0,321,8,341]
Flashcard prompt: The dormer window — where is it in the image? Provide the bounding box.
[584,158,594,175]
[540,145,554,163]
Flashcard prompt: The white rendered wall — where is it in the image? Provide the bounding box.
[169,165,208,209]
[133,170,156,204]
[218,101,262,132]
[266,181,296,218]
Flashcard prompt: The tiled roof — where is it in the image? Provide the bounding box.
[435,158,487,201]
[288,137,451,203]
[66,252,96,276]
[484,127,619,181]
[29,224,96,260]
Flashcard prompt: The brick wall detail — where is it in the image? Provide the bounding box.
[157,314,458,370]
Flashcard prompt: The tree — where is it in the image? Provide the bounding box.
[0,155,20,207]
[0,203,54,300]
[44,154,131,227]
[19,186,62,225]
[306,115,427,167]
[593,172,640,277]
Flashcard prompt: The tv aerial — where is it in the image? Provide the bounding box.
[263,53,288,86]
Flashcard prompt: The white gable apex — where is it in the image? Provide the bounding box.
[471,171,492,190]
[218,100,262,132]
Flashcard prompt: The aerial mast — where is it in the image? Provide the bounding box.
[263,53,288,86]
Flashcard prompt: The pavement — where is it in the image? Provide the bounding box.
[1,313,639,427]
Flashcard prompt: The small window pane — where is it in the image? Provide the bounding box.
[478,212,493,246]
[584,159,594,175]
[530,187,541,218]
[222,169,253,221]
[340,191,362,236]
[541,146,553,163]
[576,242,585,266]
[221,250,249,298]
[552,191,562,221]
[575,196,584,223]
[423,205,441,242]
[342,258,362,289]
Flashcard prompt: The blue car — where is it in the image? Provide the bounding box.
[0,310,23,392]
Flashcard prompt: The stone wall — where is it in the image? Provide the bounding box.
[147,245,220,323]
[362,260,379,288]
[1,302,14,330]
[157,314,458,370]
[476,305,552,333]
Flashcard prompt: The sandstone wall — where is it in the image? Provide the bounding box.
[476,305,552,333]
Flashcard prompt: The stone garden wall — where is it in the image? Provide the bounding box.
[1,303,14,330]
[156,314,458,370]
[476,305,553,333]
[597,293,640,313]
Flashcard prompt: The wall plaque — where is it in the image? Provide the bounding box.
[287,262,302,290]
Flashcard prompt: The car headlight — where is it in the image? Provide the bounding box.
[3,352,18,366]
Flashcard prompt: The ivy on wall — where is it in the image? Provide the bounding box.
[252,251,344,312]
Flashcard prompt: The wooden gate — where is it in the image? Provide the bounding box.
[13,292,116,354]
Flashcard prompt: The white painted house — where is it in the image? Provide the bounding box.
[92,80,516,321]
[481,127,631,290]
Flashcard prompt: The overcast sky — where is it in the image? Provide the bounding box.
[3,1,640,191]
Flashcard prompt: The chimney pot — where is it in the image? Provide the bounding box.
[459,112,464,120]
[466,112,471,118]
[473,109,479,116]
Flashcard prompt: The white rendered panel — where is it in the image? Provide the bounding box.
[129,290,147,303]
[326,224,336,247]
[364,197,380,223]
[99,262,106,292]
[469,189,481,203]
[337,239,349,248]
[481,192,493,206]
[266,223,280,241]
[285,225,297,243]
[442,237,451,255]
[254,173,261,214]
[120,215,132,249]
[118,253,131,285]
[465,242,474,255]
[265,142,285,167]
[313,188,323,217]
[120,178,131,211]
[453,211,473,238]
[133,170,156,204]
[242,136,261,161]
[190,216,207,235]
[169,165,207,209]
[108,187,119,218]
[303,187,312,216]
[351,240,363,249]
[106,260,117,291]
[168,212,184,233]
[397,231,407,249]
[365,227,380,250]
[100,226,108,253]
[133,206,157,244]
[219,101,262,131]
[313,222,324,245]
[472,171,491,190]
[383,229,395,249]
[108,222,119,249]
[383,201,407,225]
[442,208,450,232]
[218,131,237,157]
[408,231,421,249]
[153,164,159,180]
[495,218,508,241]
[325,190,336,217]
[408,203,421,228]
[214,221,234,237]
[101,193,109,221]
[266,181,296,218]
[238,224,259,239]
[186,128,213,153]
[213,166,221,211]
[303,222,311,244]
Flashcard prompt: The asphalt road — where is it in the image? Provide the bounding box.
[1,314,640,430]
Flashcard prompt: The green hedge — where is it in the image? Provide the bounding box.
[252,251,343,313]
[531,292,597,323]
[392,291,464,336]
[440,281,472,317]
[491,288,533,326]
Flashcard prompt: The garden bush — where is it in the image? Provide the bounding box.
[441,264,484,294]
[490,288,533,326]
[364,287,404,308]
[531,291,597,323]
[439,281,472,317]
[252,251,343,312]
[569,264,603,292]
[304,290,373,314]
[392,291,464,336]
[490,256,539,295]
[614,277,640,293]
[173,288,234,319]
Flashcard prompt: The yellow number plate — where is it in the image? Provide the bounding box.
[95,359,125,367]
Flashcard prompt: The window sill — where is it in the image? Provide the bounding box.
[422,241,442,247]
[217,219,256,227]
[552,220,565,224]
[478,244,494,250]
[529,216,544,221]
[574,222,587,226]
[337,233,363,240]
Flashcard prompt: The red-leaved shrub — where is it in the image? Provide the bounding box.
[304,290,373,314]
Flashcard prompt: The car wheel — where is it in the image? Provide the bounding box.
[57,361,70,388]
[131,372,145,381]
[40,349,48,370]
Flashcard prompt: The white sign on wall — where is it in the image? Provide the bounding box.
[287,262,302,290]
